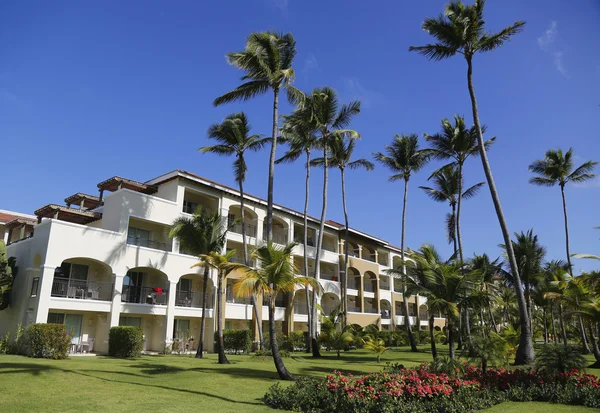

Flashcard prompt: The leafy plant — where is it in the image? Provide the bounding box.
[363,335,389,363]
[25,323,71,359]
[463,333,510,372]
[108,326,143,358]
[535,345,586,375]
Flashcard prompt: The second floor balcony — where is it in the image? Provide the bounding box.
[126,235,172,252]
[122,286,168,305]
[175,291,214,309]
[51,278,113,301]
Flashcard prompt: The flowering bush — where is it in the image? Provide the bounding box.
[264,362,600,412]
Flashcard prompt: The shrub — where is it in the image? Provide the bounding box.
[535,345,586,375]
[254,349,290,358]
[109,326,143,358]
[280,331,305,352]
[215,329,252,354]
[24,323,71,359]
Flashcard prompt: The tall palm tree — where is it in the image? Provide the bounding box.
[529,148,598,273]
[419,165,485,256]
[192,250,238,364]
[170,208,228,358]
[200,112,270,349]
[214,32,303,244]
[285,87,361,356]
[232,242,320,380]
[374,134,429,352]
[277,115,321,350]
[409,0,533,364]
[313,135,374,327]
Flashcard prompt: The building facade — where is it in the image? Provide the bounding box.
[1,170,445,354]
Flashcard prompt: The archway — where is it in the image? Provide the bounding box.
[175,273,215,309]
[364,271,377,293]
[122,267,168,305]
[227,204,258,238]
[321,293,341,316]
[52,257,113,301]
[347,267,361,290]
[380,299,392,319]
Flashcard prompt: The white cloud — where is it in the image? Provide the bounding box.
[341,77,385,109]
[302,54,319,73]
[272,0,288,15]
[538,21,569,79]
[553,51,569,79]
[537,21,557,50]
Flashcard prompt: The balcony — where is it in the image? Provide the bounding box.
[364,308,378,314]
[226,291,252,305]
[347,280,359,290]
[347,306,361,312]
[263,229,288,245]
[122,286,168,305]
[51,278,113,301]
[380,281,390,290]
[230,223,257,238]
[175,291,214,309]
[127,235,172,252]
[293,305,308,314]
[363,283,376,292]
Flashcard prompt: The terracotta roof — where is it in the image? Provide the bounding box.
[64,193,101,209]
[35,204,102,225]
[0,212,36,225]
[98,176,158,195]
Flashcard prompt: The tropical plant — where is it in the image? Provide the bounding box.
[469,253,502,334]
[0,242,16,311]
[313,134,374,327]
[426,355,466,378]
[363,335,389,363]
[170,208,228,358]
[192,250,239,364]
[374,134,430,352]
[200,112,270,349]
[409,0,533,364]
[285,87,361,356]
[543,260,571,346]
[232,242,320,380]
[535,345,586,375]
[462,332,510,373]
[214,31,302,245]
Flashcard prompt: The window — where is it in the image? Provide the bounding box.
[47,313,65,324]
[119,316,142,328]
[183,200,198,214]
[177,278,192,293]
[55,263,89,281]
[127,227,150,248]
[173,319,190,339]
[30,277,39,297]
[227,214,236,227]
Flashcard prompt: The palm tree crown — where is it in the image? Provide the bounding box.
[373,134,429,182]
[312,135,374,172]
[529,148,598,188]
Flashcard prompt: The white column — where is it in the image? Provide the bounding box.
[2,230,8,244]
[256,218,264,244]
[109,274,125,328]
[34,265,55,323]
[288,221,294,244]
[164,281,177,346]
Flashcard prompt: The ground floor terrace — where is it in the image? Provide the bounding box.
[1,347,598,413]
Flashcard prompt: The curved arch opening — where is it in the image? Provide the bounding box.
[51,257,113,301]
[228,204,258,238]
[122,267,168,305]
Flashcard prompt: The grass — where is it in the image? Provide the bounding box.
[1,346,599,412]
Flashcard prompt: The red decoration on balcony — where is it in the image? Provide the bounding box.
[152,287,163,295]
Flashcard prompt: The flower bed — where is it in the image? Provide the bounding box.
[264,363,600,412]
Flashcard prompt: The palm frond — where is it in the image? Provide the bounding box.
[213,80,270,106]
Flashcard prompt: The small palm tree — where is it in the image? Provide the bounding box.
[374,134,429,352]
[313,135,374,327]
[470,253,502,333]
[363,335,389,363]
[201,112,270,348]
[170,209,228,358]
[214,32,303,244]
[410,0,532,365]
[232,242,320,380]
[192,250,238,364]
[463,332,510,373]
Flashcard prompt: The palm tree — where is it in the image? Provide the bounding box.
[277,115,321,350]
[543,260,571,345]
[320,308,354,357]
[192,250,238,364]
[470,253,502,333]
[285,87,361,356]
[170,208,228,358]
[363,335,389,363]
[232,242,320,380]
[214,32,303,244]
[374,134,429,352]
[529,148,598,273]
[409,0,533,364]
[419,165,485,256]
[313,135,374,327]
[200,112,270,349]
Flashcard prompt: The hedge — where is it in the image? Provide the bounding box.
[215,329,252,354]
[109,326,143,358]
[25,323,71,359]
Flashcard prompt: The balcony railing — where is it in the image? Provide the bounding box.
[363,282,376,292]
[51,278,113,301]
[175,291,214,309]
[294,306,308,314]
[347,280,359,290]
[263,229,288,245]
[226,291,252,305]
[364,308,378,314]
[262,297,287,308]
[127,236,172,252]
[347,306,361,312]
[380,282,390,290]
[230,223,257,238]
[122,285,168,305]
[381,310,392,319]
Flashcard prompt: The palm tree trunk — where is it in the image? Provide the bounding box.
[269,301,294,380]
[465,307,471,340]
[240,179,264,350]
[448,319,455,359]
[457,307,463,350]
[488,306,498,334]
[551,302,558,344]
[456,163,465,264]
[466,57,534,365]
[312,140,328,358]
[216,273,229,364]
[480,308,486,337]
[266,87,280,243]
[303,150,312,352]
[401,177,418,352]
[429,314,438,359]
[196,266,210,358]
[451,204,457,257]
[559,303,568,346]
[543,307,548,344]
[588,324,600,365]
[341,167,349,329]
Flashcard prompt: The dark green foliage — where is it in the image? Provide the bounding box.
[214,329,252,354]
[25,323,71,359]
[254,349,290,358]
[280,331,305,352]
[426,355,466,378]
[536,345,587,374]
[108,326,143,358]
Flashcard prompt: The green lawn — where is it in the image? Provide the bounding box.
[1,347,598,412]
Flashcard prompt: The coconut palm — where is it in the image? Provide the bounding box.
[409,0,532,364]
[363,335,389,363]
[529,148,598,273]
[285,87,361,356]
[214,32,303,244]
[232,242,320,380]
[169,209,228,358]
[200,112,270,349]
[320,308,354,357]
[277,115,321,350]
[313,135,374,327]
[192,250,238,364]
[374,134,429,352]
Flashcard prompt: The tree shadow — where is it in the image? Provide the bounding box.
[0,363,54,376]
[297,365,372,377]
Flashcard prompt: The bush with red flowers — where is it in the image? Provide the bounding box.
[263,362,600,412]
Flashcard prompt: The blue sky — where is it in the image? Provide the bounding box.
[1,0,599,273]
